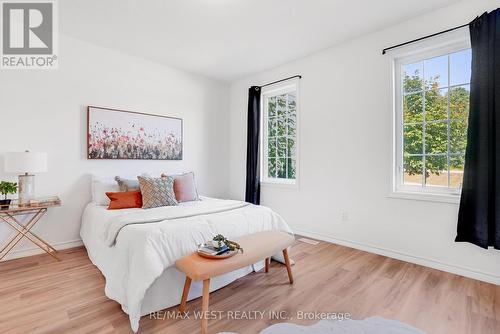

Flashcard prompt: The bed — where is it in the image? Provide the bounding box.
[80,196,293,332]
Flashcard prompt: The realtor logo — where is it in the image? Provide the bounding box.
[1,0,58,69]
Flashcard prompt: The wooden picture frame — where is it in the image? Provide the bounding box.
[87,106,183,160]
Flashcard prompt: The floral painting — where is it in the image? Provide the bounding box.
[87,106,182,160]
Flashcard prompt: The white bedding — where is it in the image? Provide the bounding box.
[80,197,293,332]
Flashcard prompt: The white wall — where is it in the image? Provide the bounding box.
[0,35,230,259]
[229,0,500,284]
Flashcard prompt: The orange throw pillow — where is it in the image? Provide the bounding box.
[106,190,143,210]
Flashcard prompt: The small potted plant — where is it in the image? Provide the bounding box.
[0,181,17,209]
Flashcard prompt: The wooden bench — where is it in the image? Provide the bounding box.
[175,231,295,334]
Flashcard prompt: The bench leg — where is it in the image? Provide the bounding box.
[179,276,192,313]
[282,248,294,284]
[265,257,270,273]
[201,279,210,334]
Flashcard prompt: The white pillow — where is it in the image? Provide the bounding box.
[91,176,119,206]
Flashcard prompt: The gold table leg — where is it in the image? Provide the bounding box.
[0,209,59,261]
[5,211,58,253]
[0,210,45,258]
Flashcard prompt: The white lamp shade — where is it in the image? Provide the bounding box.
[4,151,47,173]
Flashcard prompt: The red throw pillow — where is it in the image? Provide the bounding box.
[106,190,143,210]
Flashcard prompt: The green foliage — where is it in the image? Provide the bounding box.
[267,93,297,179]
[212,234,243,253]
[0,181,17,200]
[403,71,469,176]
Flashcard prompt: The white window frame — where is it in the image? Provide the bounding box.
[260,79,300,188]
[389,31,470,203]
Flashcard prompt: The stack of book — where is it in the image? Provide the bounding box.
[198,242,230,256]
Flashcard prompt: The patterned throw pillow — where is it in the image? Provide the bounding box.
[137,176,178,209]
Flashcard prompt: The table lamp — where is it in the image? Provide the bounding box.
[4,151,47,205]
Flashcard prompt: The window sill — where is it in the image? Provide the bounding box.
[387,190,460,204]
[260,181,299,190]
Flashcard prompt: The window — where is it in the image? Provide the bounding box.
[261,81,298,185]
[393,42,471,199]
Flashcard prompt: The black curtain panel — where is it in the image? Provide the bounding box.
[245,86,261,205]
[456,10,500,249]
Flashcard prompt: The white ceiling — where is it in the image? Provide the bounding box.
[60,0,459,82]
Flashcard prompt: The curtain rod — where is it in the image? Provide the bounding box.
[259,75,302,88]
[382,23,469,55]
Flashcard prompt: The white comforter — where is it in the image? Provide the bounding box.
[80,197,293,332]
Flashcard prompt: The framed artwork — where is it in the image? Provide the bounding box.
[87,106,183,160]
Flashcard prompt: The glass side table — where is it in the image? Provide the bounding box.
[0,196,61,261]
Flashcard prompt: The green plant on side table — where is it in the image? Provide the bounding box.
[0,181,17,209]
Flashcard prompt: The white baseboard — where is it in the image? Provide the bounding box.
[293,228,500,286]
[5,230,499,285]
[1,239,83,261]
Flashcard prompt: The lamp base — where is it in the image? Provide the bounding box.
[18,174,35,206]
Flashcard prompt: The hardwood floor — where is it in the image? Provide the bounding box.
[0,239,499,334]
